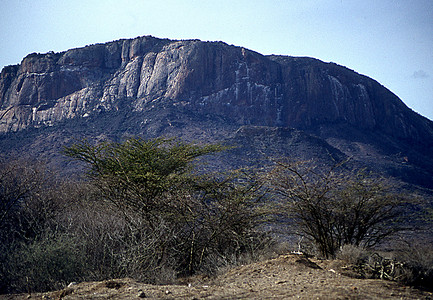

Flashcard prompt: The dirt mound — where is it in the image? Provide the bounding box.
[2,254,431,299]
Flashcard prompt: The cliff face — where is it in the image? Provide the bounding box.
[1,36,433,189]
[1,35,432,144]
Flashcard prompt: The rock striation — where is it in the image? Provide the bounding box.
[1,36,432,142]
[1,35,433,189]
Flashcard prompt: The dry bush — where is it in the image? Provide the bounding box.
[336,241,433,291]
[265,159,416,258]
[0,158,71,294]
[51,183,181,284]
[198,233,276,276]
[4,234,87,293]
[63,138,273,280]
[0,158,57,243]
[337,244,370,265]
[337,247,397,280]
[1,138,275,294]
[390,240,433,290]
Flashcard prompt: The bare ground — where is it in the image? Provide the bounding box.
[2,254,432,299]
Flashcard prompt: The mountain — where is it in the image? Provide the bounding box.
[1,35,432,190]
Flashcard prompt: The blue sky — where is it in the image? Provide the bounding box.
[1,0,432,120]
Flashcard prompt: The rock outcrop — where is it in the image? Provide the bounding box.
[1,35,432,189]
[1,36,432,143]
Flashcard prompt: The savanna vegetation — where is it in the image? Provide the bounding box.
[1,138,432,294]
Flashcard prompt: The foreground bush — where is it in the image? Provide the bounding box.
[337,242,433,291]
[2,144,428,294]
[1,139,271,294]
[0,158,69,293]
[3,234,87,293]
[63,138,269,278]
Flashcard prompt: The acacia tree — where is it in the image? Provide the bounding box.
[266,160,413,258]
[63,137,223,227]
[63,137,267,276]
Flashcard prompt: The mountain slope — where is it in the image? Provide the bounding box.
[0,35,432,190]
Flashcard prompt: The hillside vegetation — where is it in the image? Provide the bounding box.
[1,138,432,297]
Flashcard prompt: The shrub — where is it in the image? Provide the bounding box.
[4,234,87,293]
[336,241,433,291]
[392,240,433,290]
[337,244,370,265]
[63,137,270,279]
[265,160,416,258]
[0,138,274,293]
[0,158,68,293]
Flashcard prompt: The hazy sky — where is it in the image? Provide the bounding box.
[1,0,432,120]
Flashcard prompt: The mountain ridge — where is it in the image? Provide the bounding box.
[0,35,432,190]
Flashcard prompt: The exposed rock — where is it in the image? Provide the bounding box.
[1,36,432,142]
[0,35,432,190]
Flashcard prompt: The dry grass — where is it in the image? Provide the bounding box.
[3,253,432,299]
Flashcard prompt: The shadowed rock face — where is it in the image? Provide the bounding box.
[0,35,432,189]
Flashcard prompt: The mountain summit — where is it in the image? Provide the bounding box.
[1,36,432,189]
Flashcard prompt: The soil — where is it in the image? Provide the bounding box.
[1,254,432,299]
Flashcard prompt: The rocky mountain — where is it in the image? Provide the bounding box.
[1,35,432,190]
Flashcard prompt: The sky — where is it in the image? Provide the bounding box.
[1,0,432,120]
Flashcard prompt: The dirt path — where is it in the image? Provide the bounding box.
[2,254,432,299]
